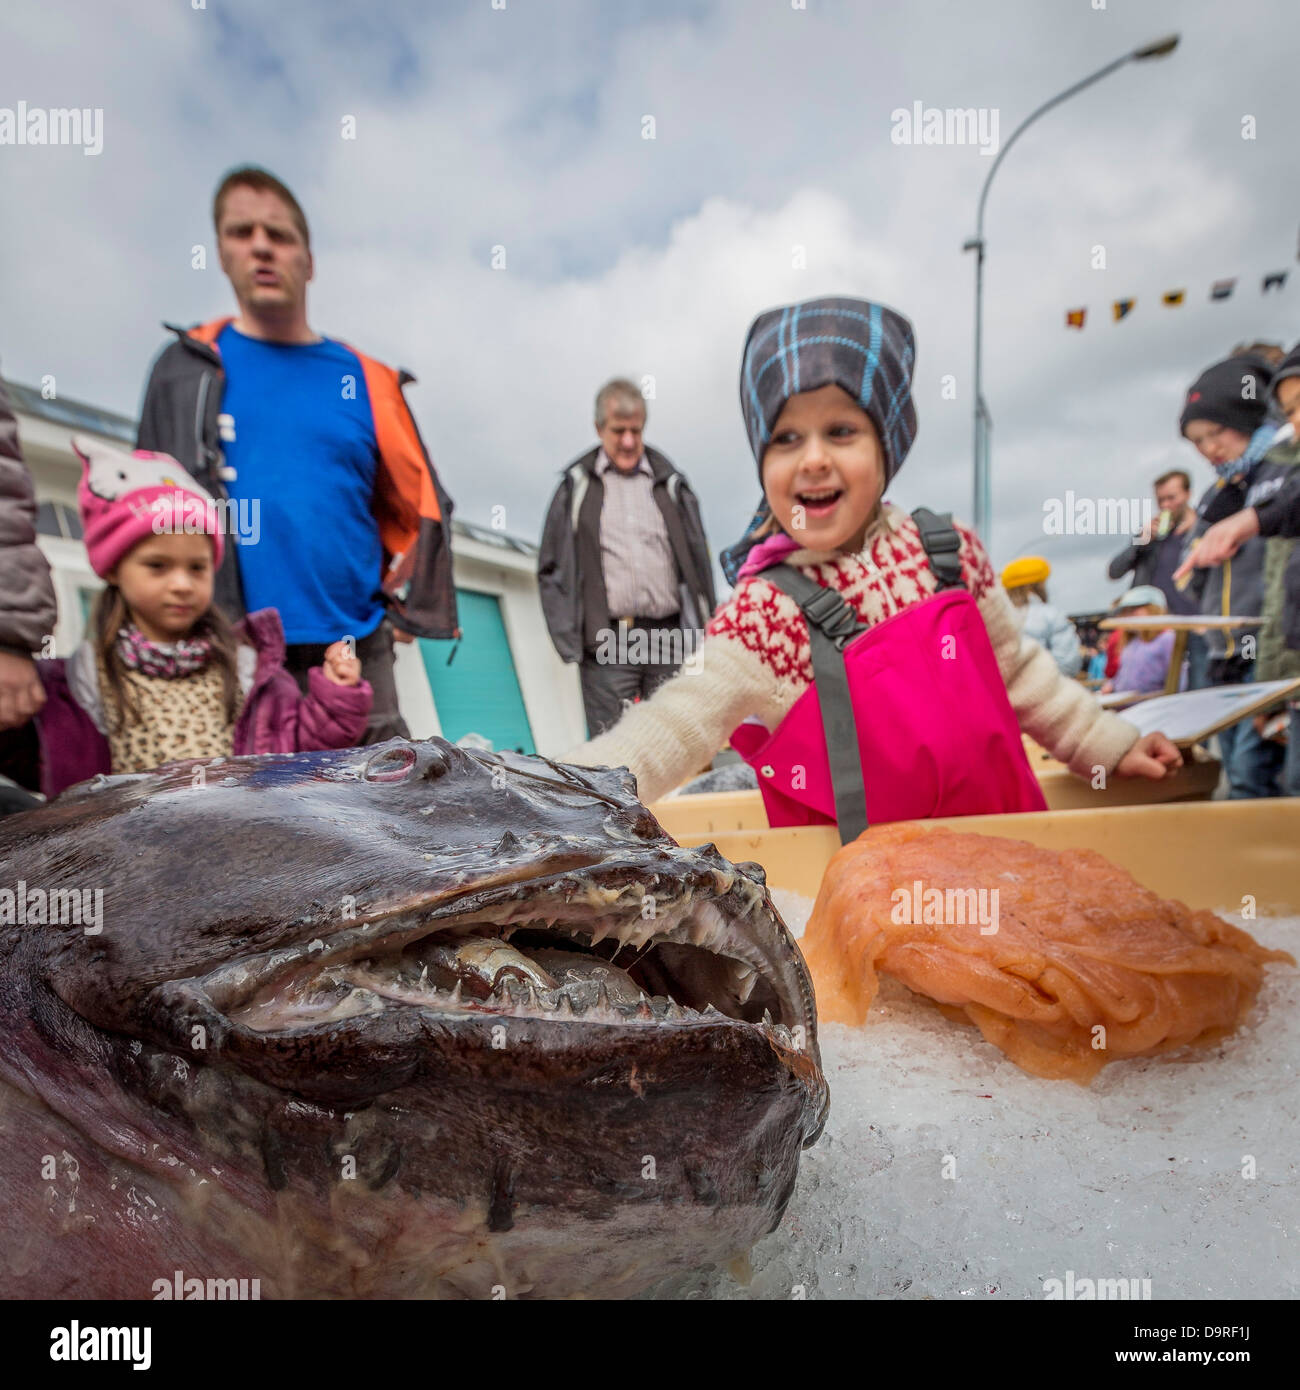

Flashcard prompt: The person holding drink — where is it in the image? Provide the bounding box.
[1107,469,1204,686]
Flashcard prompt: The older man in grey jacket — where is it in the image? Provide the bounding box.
[539,378,715,737]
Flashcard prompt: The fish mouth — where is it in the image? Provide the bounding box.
[164,845,823,1116]
[222,883,804,1044]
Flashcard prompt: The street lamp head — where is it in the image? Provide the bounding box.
[966,28,1177,541]
[1131,33,1179,60]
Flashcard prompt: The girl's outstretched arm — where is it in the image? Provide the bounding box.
[980,584,1140,777]
[564,633,790,805]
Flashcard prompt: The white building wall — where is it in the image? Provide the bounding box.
[33,536,99,659]
[447,538,586,756]
[392,641,441,739]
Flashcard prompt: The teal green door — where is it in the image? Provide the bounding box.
[419,589,536,753]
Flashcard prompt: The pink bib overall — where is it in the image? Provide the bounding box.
[729,515,1046,838]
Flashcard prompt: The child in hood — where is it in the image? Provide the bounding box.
[565,296,1178,833]
[3,437,372,799]
[1104,587,1183,696]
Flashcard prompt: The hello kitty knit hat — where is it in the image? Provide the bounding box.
[73,434,224,579]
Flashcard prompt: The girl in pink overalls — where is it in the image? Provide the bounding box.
[568,296,1180,839]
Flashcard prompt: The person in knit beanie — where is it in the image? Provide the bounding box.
[0,436,373,800]
[1183,341,1300,572]
[1179,353,1273,444]
[1179,354,1277,478]
[1176,347,1300,797]
[564,294,1179,808]
[1000,557,1082,678]
[1176,351,1298,796]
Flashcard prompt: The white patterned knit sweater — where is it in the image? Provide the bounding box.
[566,505,1140,803]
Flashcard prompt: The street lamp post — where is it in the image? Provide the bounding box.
[963,33,1179,548]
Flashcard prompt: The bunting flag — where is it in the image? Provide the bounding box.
[1061,260,1291,328]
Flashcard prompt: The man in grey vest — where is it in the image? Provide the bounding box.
[538,379,716,736]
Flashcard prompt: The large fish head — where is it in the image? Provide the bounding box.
[1,738,826,1299]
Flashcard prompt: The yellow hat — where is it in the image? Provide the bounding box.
[1001,556,1051,589]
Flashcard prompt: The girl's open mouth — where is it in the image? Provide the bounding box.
[796,487,844,517]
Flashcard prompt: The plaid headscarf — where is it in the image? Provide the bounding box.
[739,296,917,477]
[722,297,918,583]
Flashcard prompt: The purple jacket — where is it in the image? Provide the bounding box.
[15,609,372,798]
[1114,629,1181,695]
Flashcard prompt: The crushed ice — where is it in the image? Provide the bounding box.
[644,897,1299,1299]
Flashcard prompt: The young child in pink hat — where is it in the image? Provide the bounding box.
[2,436,373,798]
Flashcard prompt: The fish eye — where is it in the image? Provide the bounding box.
[422,745,452,780]
[364,746,417,782]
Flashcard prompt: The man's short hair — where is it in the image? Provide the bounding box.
[213,166,311,249]
[1230,340,1285,366]
[594,378,646,429]
[1154,468,1191,493]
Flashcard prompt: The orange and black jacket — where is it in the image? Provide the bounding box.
[137,319,458,639]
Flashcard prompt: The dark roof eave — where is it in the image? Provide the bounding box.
[8,380,136,445]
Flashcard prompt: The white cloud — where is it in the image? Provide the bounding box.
[2,0,1297,616]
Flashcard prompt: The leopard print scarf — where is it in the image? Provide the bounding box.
[99,656,241,773]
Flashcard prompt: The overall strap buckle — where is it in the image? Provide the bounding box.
[911,507,964,590]
[799,586,863,649]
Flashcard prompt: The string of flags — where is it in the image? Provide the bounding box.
[1065,269,1289,330]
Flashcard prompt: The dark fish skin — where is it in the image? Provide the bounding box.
[0,739,827,1299]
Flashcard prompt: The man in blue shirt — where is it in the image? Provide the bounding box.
[138,167,458,742]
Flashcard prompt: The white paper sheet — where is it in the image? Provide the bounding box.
[1120,679,1300,743]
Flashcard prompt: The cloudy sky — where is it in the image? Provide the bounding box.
[2,0,1296,611]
